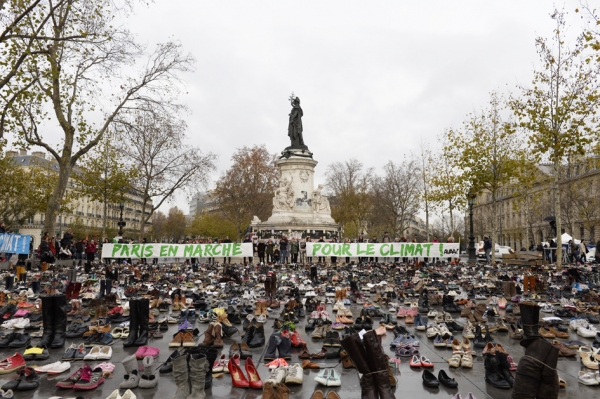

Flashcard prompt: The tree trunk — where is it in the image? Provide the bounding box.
[102,188,107,240]
[554,160,562,268]
[43,161,72,238]
[425,199,430,241]
[491,191,496,264]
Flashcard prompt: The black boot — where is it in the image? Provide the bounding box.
[38,296,55,347]
[51,295,67,348]
[484,354,511,389]
[519,302,541,345]
[495,352,514,387]
[204,348,218,389]
[263,334,279,360]
[134,298,149,346]
[248,325,265,348]
[123,299,139,347]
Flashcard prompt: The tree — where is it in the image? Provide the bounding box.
[0,142,56,228]
[121,112,216,238]
[444,93,523,263]
[186,212,238,240]
[150,211,167,242]
[325,159,374,238]
[213,145,279,240]
[163,207,187,242]
[427,148,465,236]
[371,160,422,238]
[419,141,432,240]
[2,0,195,238]
[510,10,600,267]
[71,130,136,239]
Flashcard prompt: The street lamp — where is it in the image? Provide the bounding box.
[467,192,477,263]
[118,199,125,237]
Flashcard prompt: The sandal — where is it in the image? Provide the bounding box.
[121,328,129,339]
[578,346,599,370]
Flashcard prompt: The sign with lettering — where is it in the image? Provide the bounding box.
[101,243,253,259]
[306,242,460,258]
[0,233,31,255]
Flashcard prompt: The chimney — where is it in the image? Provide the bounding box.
[32,151,45,159]
[19,149,27,156]
[6,150,18,157]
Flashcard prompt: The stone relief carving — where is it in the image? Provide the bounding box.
[273,177,295,211]
[299,169,309,183]
[312,184,331,213]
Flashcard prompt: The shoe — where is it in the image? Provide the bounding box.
[0,353,26,374]
[244,357,262,389]
[314,369,331,385]
[438,369,458,388]
[409,355,422,367]
[73,366,105,390]
[422,369,439,387]
[265,366,287,384]
[8,333,30,348]
[326,369,341,386]
[578,370,600,386]
[83,345,101,360]
[227,354,250,388]
[285,363,304,385]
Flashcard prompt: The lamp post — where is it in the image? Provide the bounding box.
[468,193,477,263]
[118,200,125,237]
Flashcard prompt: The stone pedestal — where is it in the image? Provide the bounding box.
[251,148,339,237]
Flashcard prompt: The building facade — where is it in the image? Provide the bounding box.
[8,151,152,246]
[472,158,600,250]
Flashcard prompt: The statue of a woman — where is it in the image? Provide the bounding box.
[288,95,305,148]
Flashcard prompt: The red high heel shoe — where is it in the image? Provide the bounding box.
[228,354,249,388]
[244,357,263,389]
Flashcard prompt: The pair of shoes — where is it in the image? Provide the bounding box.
[262,381,291,398]
[34,361,71,375]
[314,369,341,386]
[123,298,149,348]
[228,355,262,388]
[39,295,68,349]
[0,333,30,348]
[103,389,137,399]
[83,345,112,360]
[263,332,292,360]
[55,364,105,390]
[0,367,39,391]
[169,331,195,347]
[135,346,159,359]
[62,343,86,361]
[266,363,304,385]
[172,352,212,396]
[310,390,341,399]
[410,355,433,368]
[22,345,49,361]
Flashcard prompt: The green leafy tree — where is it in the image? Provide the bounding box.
[214,145,279,240]
[163,207,187,242]
[510,10,600,267]
[444,93,523,263]
[186,212,238,240]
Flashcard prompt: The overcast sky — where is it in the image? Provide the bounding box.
[122,1,586,213]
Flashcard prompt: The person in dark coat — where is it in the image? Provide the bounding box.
[257,240,266,264]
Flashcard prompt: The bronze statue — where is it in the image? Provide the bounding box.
[288,94,306,149]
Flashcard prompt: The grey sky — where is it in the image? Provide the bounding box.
[123,1,583,213]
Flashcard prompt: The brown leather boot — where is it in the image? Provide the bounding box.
[340,350,355,368]
[199,323,215,347]
[341,334,378,399]
[473,303,487,323]
[363,330,396,399]
[212,322,224,348]
[255,302,263,316]
[262,382,276,399]
[275,382,290,399]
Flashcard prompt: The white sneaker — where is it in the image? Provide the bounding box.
[578,325,598,338]
[578,370,600,385]
[266,366,287,384]
[285,363,303,385]
[34,361,66,373]
[427,310,438,318]
[45,361,72,375]
[104,389,122,399]
[462,324,475,339]
[121,389,137,399]
[84,346,101,360]
[13,318,30,329]
[426,322,439,338]
[438,323,451,338]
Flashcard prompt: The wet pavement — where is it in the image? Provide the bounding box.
[0,298,597,399]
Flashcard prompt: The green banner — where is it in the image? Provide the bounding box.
[306,242,460,258]
[101,243,253,259]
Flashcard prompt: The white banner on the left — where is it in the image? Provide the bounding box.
[101,243,253,259]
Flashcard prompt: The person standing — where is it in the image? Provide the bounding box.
[579,239,588,263]
[369,235,378,263]
[344,237,351,264]
[222,236,232,264]
[317,236,325,263]
[266,239,274,264]
[279,235,289,264]
[257,239,266,264]
[382,232,391,262]
[290,238,299,263]
[243,236,253,265]
[358,235,366,263]
[330,236,338,264]
[483,236,492,264]
[85,239,97,273]
[75,239,85,266]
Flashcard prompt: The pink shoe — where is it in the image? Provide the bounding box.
[507,355,517,371]
[396,308,407,318]
[135,346,148,359]
[142,346,160,358]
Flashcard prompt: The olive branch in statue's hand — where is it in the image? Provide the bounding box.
[289,92,296,103]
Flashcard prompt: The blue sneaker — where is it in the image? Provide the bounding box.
[414,314,426,331]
